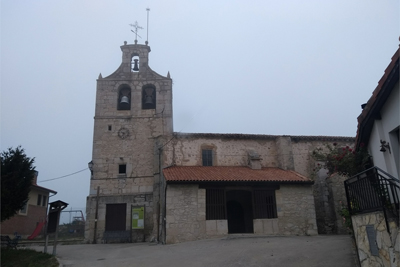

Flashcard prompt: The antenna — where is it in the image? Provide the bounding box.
[129,21,143,44]
[146,8,150,45]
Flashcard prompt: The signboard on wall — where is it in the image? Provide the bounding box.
[132,206,145,229]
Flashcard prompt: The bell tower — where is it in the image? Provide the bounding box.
[85,40,173,243]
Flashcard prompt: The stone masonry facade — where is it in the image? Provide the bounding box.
[86,41,356,244]
[165,184,318,243]
[352,211,399,267]
[85,42,173,243]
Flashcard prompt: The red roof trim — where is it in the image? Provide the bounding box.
[355,48,399,147]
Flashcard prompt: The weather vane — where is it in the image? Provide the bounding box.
[129,21,143,44]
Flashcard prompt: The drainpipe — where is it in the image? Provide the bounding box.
[157,147,162,243]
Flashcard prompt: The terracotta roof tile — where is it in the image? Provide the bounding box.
[163,166,312,183]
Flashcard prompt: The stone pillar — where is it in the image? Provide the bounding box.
[276,137,294,170]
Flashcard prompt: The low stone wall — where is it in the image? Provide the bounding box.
[206,220,228,237]
[352,211,399,267]
[253,219,279,234]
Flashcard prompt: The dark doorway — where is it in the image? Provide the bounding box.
[105,203,127,231]
[227,200,245,233]
[226,190,253,233]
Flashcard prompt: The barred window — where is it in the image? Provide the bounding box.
[206,188,226,220]
[253,190,277,219]
[202,149,213,166]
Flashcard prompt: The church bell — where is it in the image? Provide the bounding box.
[145,96,153,104]
[132,59,139,71]
[120,96,130,104]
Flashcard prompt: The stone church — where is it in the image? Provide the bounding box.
[85,40,354,244]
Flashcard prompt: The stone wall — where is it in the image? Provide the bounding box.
[163,134,354,178]
[85,193,154,243]
[352,211,399,267]
[165,185,206,243]
[86,43,173,244]
[313,171,350,234]
[276,185,318,236]
[165,184,318,244]
[326,173,349,234]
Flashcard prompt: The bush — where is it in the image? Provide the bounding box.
[312,143,371,177]
[1,248,59,267]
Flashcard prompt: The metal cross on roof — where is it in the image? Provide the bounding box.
[129,21,143,44]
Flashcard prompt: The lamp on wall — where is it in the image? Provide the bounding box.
[88,161,94,176]
[380,140,391,154]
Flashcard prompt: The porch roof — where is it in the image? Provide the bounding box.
[163,166,312,184]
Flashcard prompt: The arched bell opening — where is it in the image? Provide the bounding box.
[131,54,140,72]
[117,85,131,110]
[142,85,156,109]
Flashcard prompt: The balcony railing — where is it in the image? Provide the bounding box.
[344,166,399,229]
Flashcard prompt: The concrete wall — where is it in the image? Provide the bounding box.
[352,211,399,267]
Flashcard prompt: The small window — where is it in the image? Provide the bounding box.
[142,85,156,109]
[119,164,127,174]
[37,194,42,206]
[20,203,27,214]
[42,196,47,207]
[108,125,112,131]
[202,149,213,166]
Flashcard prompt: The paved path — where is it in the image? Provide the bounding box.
[32,235,357,267]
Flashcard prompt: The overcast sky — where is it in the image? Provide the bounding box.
[1,0,398,222]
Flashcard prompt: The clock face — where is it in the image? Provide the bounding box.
[118,127,129,139]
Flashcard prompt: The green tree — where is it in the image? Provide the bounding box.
[1,146,36,222]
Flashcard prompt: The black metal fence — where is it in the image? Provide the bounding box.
[344,166,400,227]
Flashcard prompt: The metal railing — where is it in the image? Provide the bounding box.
[344,166,399,229]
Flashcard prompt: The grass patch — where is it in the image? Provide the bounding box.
[1,248,59,267]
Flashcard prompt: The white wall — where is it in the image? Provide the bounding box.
[368,81,399,178]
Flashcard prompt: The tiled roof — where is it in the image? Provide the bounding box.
[355,47,399,147]
[163,166,312,183]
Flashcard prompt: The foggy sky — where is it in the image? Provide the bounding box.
[1,0,398,221]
